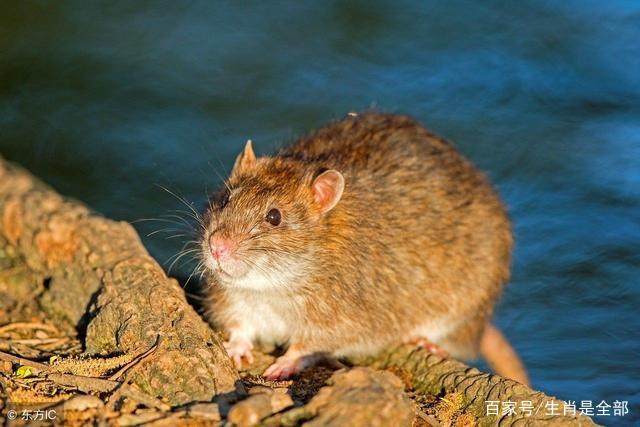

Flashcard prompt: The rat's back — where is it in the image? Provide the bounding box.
[284,113,513,361]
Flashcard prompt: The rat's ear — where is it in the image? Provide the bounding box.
[231,140,257,175]
[312,169,344,214]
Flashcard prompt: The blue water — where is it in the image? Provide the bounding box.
[1,1,638,424]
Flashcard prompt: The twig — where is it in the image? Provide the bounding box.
[0,321,60,335]
[1,337,69,345]
[108,336,161,381]
[46,373,120,394]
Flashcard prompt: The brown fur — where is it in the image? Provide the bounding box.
[202,112,527,383]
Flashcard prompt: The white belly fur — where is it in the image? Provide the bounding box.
[226,290,294,346]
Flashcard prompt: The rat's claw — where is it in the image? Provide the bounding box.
[224,339,254,368]
[404,337,449,358]
[263,355,305,380]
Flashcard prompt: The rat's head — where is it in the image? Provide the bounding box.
[201,141,344,290]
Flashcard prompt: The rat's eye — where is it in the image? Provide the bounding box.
[266,208,281,226]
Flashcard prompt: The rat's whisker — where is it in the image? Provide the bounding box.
[206,157,231,192]
[165,240,201,264]
[165,248,200,266]
[166,210,205,229]
[130,217,183,225]
[183,260,205,288]
[167,213,205,234]
[163,212,200,228]
[165,233,191,239]
[146,227,186,237]
[155,184,203,222]
[167,249,201,273]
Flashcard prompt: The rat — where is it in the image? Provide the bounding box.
[200,112,529,385]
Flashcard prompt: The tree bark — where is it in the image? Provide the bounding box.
[357,348,597,426]
[0,156,240,406]
[0,155,597,425]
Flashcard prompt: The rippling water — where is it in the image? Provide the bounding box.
[1,1,638,423]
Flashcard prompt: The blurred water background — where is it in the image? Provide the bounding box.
[1,1,638,423]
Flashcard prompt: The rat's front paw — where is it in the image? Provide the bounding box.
[224,338,254,368]
[263,355,309,380]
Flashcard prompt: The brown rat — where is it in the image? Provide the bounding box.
[200,112,529,385]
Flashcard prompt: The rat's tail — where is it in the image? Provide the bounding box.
[480,323,530,386]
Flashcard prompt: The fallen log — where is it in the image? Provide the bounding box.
[0,155,596,425]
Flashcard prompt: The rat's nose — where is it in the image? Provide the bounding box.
[209,235,235,261]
